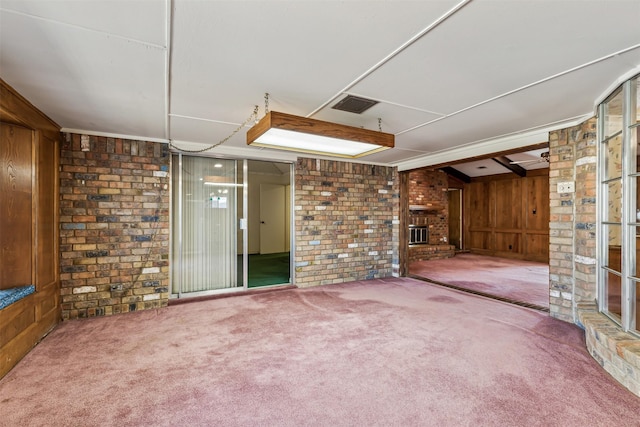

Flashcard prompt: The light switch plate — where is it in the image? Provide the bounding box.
[557,181,575,193]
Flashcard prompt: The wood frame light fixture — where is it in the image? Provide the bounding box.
[247,111,394,158]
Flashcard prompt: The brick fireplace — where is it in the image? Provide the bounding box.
[407,169,455,262]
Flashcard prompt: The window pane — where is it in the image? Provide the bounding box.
[606,271,622,320]
[172,156,240,294]
[636,177,640,222]
[603,89,624,139]
[636,127,640,173]
[604,134,623,180]
[604,224,622,271]
[634,229,640,278]
[606,179,623,222]
[635,78,639,123]
[635,280,639,333]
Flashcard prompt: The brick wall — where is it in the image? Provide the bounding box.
[548,118,597,322]
[549,119,640,398]
[294,157,399,287]
[407,169,449,244]
[59,133,170,319]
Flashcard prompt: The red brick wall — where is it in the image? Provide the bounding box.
[59,133,170,319]
[294,158,399,286]
[408,169,449,244]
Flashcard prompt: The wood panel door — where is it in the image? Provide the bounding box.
[0,123,33,288]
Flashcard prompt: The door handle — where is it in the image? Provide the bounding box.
[261,221,265,224]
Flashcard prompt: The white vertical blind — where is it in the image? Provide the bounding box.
[172,155,238,294]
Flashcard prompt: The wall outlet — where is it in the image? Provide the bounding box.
[557,181,575,193]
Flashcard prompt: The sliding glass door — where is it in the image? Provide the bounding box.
[171,155,293,298]
[172,155,243,295]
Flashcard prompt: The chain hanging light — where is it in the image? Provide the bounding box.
[169,105,259,153]
[247,93,394,158]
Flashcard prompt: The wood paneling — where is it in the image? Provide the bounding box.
[464,170,549,262]
[0,124,33,288]
[526,233,550,258]
[495,179,522,229]
[36,133,58,289]
[467,181,493,228]
[526,175,550,231]
[468,230,492,250]
[495,232,521,253]
[0,78,60,378]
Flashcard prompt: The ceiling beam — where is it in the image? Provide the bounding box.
[416,142,548,170]
[491,156,527,177]
[440,166,471,183]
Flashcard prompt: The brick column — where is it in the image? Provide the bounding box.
[548,118,597,322]
[59,134,170,319]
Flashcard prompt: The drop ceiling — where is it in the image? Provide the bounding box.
[1,0,639,173]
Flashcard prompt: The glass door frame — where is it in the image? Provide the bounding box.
[170,153,294,299]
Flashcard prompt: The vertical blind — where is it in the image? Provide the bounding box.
[172,155,238,295]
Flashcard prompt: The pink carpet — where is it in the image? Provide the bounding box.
[1,278,638,426]
[410,253,549,309]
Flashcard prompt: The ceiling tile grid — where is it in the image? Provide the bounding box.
[0,0,639,171]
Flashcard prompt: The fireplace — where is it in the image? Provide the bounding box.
[406,169,454,261]
[409,224,429,246]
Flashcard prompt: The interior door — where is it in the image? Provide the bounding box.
[259,183,286,254]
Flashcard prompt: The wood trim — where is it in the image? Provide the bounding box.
[247,111,394,149]
[492,156,527,177]
[399,171,409,276]
[469,248,548,263]
[0,289,57,378]
[491,229,549,235]
[421,142,548,170]
[0,79,59,133]
[440,166,471,183]
[470,167,548,182]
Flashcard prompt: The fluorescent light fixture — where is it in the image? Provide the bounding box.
[247,111,394,158]
[203,182,243,187]
[203,175,242,187]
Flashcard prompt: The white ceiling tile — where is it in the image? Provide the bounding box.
[1,10,166,137]
[169,0,460,122]
[312,98,442,135]
[0,0,166,45]
[451,159,511,178]
[170,115,249,148]
[350,0,640,115]
[360,147,432,165]
[396,51,640,157]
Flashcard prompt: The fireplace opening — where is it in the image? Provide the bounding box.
[409,224,429,246]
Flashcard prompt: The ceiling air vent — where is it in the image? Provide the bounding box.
[332,95,379,114]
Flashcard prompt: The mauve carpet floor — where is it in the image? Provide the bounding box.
[1,278,639,426]
[410,253,550,310]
